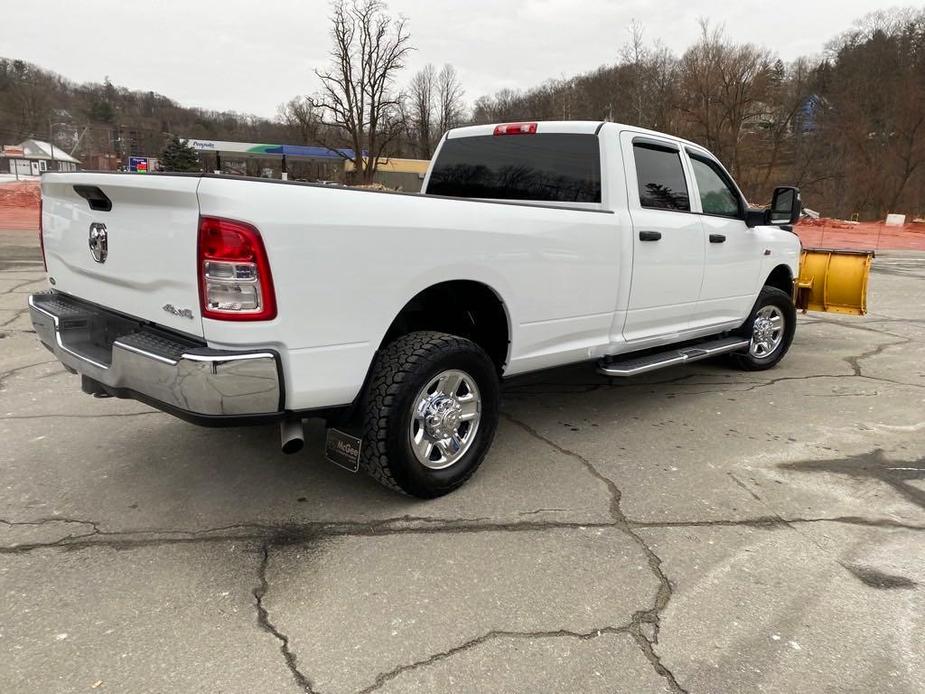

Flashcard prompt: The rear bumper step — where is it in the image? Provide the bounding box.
[598,336,750,377]
[29,291,283,420]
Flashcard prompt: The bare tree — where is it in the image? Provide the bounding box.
[407,64,436,158]
[276,95,322,145]
[402,63,464,158]
[435,64,465,138]
[678,21,773,178]
[620,20,648,124]
[314,0,413,183]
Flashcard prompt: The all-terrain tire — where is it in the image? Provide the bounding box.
[360,331,500,498]
[729,286,797,371]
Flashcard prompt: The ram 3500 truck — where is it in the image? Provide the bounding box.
[30,121,805,497]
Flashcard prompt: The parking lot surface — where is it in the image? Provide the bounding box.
[2,227,923,693]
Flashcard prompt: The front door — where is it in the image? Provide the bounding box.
[684,149,764,329]
[620,132,705,343]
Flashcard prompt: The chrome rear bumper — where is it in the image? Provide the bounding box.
[29,291,283,421]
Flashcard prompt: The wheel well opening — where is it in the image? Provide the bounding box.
[765,265,794,296]
[380,281,510,372]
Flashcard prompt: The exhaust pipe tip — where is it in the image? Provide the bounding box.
[281,438,304,455]
[280,418,305,455]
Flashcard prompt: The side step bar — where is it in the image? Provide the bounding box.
[598,336,751,377]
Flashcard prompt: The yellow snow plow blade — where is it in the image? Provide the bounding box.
[795,248,873,316]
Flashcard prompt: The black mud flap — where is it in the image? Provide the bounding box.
[324,428,362,473]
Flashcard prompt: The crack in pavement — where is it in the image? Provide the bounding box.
[3,512,921,556]
[0,306,30,328]
[627,516,925,531]
[254,542,317,693]
[0,411,160,421]
[843,338,910,378]
[501,412,687,694]
[4,278,45,293]
[356,625,634,694]
[0,517,614,554]
[0,516,101,546]
[0,358,58,391]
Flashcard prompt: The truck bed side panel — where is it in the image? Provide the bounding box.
[195,178,626,410]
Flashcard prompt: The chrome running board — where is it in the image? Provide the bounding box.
[597,336,751,377]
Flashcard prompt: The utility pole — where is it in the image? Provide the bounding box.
[49,120,56,170]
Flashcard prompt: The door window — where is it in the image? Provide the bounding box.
[632,144,690,211]
[689,155,741,217]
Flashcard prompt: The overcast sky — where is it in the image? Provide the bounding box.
[4,0,902,119]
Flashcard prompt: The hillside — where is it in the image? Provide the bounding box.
[0,58,294,160]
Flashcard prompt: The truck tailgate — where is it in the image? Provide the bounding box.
[41,173,205,338]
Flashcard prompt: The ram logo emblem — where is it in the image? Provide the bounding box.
[88,223,108,263]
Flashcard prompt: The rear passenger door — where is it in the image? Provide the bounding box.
[684,148,764,328]
[620,132,705,343]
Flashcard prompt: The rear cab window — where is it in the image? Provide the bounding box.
[631,143,690,211]
[425,133,602,203]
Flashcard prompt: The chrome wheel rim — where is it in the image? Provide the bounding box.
[410,369,482,470]
[750,305,785,358]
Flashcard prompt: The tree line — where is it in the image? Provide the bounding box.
[465,12,925,220]
[2,3,922,219]
[280,2,924,219]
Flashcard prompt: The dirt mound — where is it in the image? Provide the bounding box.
[796,219,925,251]
[0,181,41,230]
[0,181,41,206]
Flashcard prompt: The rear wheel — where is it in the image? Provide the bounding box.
[729,286,796,371]
[360,331,500,498]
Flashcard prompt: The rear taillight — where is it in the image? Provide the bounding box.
[38,196,46,271]
[493,122,537,136]
[197,216,276,321]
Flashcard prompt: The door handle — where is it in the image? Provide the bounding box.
[709,234,726,243]
[639,231,662,241]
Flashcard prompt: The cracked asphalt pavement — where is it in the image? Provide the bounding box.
[1,227,923,693]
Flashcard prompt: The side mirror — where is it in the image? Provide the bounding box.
[768,186,801,226]
[744,186,802,228]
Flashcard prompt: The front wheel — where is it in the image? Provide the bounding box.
[360,331,500,498]
[729,286,796,371]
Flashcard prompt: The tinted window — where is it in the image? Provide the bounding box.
[690,155,741,217]
[633,144,690,211]
[427,134,601,203]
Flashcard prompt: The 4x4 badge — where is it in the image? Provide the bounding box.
[88,223,108,263]
[162,304,194,320]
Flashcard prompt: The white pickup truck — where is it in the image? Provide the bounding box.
[30,121,804,497]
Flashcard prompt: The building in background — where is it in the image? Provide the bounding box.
[1,140,80,176]
[344,158,430,191]
[82,153,121,171]
[182,139,353,181]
